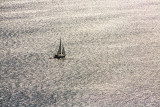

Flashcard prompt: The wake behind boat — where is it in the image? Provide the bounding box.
[54,38,66,59]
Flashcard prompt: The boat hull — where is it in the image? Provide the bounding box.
[54,55,65,59]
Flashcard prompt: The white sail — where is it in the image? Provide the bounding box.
[56,38,65,56]
[62,45,65,55]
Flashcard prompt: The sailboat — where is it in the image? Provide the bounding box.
[54,38,66,59]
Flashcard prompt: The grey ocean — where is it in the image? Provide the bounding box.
[1,0,160,106]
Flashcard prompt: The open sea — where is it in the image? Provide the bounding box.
[1,0,160,106]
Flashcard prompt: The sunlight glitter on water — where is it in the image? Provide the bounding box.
[1,0,160,106]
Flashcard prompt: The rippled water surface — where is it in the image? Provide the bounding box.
[1,0,160,106]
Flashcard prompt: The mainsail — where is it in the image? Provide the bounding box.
[57,38,65,56]
[57,38,62,55]
[62,45,65,55]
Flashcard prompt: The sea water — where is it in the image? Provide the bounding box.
[1,0,160,106]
